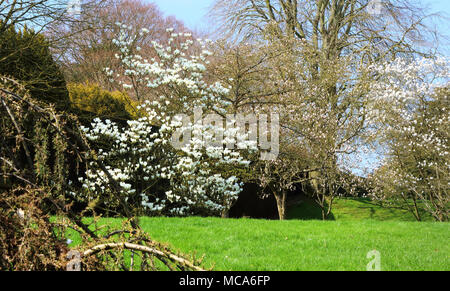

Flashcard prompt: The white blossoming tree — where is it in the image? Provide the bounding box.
[368,57,450,221]
[79,24,257,217]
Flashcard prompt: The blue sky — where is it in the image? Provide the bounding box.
[148,0,213,31]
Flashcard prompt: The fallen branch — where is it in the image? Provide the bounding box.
[83,242,206,271]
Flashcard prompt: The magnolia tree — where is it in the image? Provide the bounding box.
[78,24,258,217]
[367,57,450,222]
[256,37,380,220]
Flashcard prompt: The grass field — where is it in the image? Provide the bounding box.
[63,198,449,271]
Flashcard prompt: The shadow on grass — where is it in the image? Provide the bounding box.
[287,197,431,221]
[287,199,336,221]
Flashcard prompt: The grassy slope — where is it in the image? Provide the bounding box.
[66,216,449,271]
[287,197,434,221]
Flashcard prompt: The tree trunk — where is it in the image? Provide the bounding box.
[412,197,421,222]
[274,191,287,220]
[317,195,329,221]
[221,209,229,218]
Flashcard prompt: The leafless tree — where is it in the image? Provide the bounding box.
[0,0,106,33]
[47,0,192,95]
[211,0,442,68]
[0,0,110,65]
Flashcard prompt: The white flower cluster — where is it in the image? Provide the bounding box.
[79,24,256,216]
[110,24,231,110]
[368,56,449,116]
[368,57,449,160]
[80,102,250,216]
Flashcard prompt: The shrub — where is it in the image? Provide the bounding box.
[0,23,69,110]
[0,187,68,271]
[68,83,138,121]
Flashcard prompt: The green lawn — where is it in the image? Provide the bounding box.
[65,216,449,271]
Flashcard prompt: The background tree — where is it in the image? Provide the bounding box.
[206,40,290,114]
[49,0,192,95]
[0,0,108,62]
[0,24,69,109]
[368,57,449,222]
[209,0,442,219]
[211,0,439,59]
[205,39,302,220]
[0,0,95,30]
[267,36,376,219]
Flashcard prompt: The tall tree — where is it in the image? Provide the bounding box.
[0,24,69,109]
